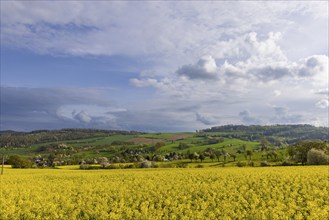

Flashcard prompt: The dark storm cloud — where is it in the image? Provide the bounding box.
[0,87,111,130]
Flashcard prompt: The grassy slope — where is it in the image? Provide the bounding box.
[4,132,289,166]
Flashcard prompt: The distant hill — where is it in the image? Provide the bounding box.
[1,125,328,167]
[0,128,142,147]
[1,124,328,148]
[201,124,329,143]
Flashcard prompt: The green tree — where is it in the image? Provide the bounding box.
[307,148,329,165]
[260,138,271,151]
[153,155,164,162]
[199,153,206,163]
[215,150,221,162]
[188,153,194,162]
[242,144,247,152]
[223,153,229,162]
[193,152,199,162]
[178,143,189,150]
[7,155,33,168]
[48,154,56,167]
[246,150,253,161]
[153,142,165,152]
[287,141,328,165]
[209,153,215,162]
[230,153,237,161]
[271,151,278,160]
[1,153,4,175]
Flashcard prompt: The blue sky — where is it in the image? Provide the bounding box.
[1,1,328,132]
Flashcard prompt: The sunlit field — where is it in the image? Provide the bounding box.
[1,166,328,220]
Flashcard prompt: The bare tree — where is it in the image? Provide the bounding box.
[1,153,4,175]
[1,145,7,175]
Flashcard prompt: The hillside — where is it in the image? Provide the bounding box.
[1,124,328,167]
[201,124,329,143]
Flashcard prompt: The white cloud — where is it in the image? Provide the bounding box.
[270,106,304,124]
[2,1,327,63]
[316,99,329,109]
[73,111,92,123]
[243,32,285,60]
[273,107,289,116]
[297,55,328,85]
[176,55,218,80]
[314,88,329,96]
[196,112,218,125]
[133,32,327,89]
[239,110,261,125]
[273,90,281,97]
[129,29,328,128]
[129,78,159,88]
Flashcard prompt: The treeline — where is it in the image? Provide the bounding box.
[201,124,329,143]
[0,128,141,147]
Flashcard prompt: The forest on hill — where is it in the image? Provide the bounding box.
[1,124,328,147]
[201,124,329,143]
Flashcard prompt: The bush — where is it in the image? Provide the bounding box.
[248,161,254,167]
[236,161,246,167]
[281,160,292,166]
[140,160,156,168]
[176,162,188,168]
[195,164,204,168]
[307,148,329,165]
[79,164,100,170]
[7,155,33,168]
[124,164,136,169]
[159,163,175,168]
[178,143,190,150]
[79,164,90,170]
[152,163,159,168]
[106,164,120,169]
[260,161,271,167]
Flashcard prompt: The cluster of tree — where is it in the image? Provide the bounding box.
[5,153,94,168]
[287,140,329,165]
[7,155,33,168]
[36,143,75,154]
[80,159,159,170]
[4,154,54,168]
[12,141,168,167]
[192,135,225,146]
[261,151,278,160]
[186,148,237,163]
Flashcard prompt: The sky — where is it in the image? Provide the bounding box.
[0,1,328,132]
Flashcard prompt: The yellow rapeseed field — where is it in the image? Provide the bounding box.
[1,166,328,220]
